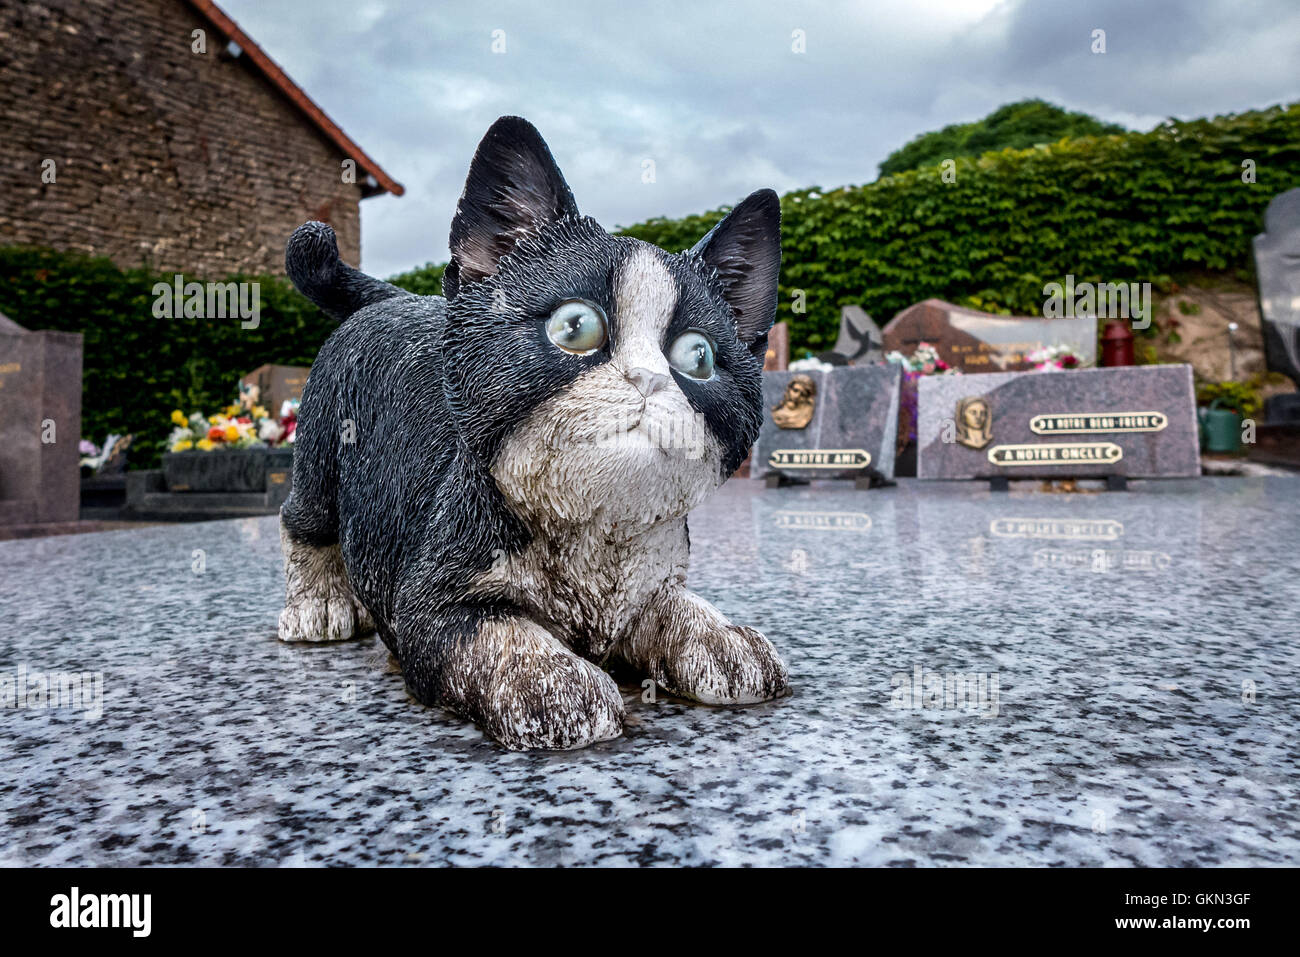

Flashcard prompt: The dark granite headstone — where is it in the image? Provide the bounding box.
[1252,188,1300,391]
[917,365,1199,480]
[752,364,902,480]
[882,298,1096,373]
[819,306,883,365]
[0,311,83,524]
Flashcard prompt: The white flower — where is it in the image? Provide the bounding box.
[258,419,285,443]
[789,357,834,373]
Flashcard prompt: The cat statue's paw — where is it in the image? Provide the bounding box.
[619,589,791,706]
[465,645,626,751]
[278,591,369,643]
[657,623,791,705]
[278,530,374,642]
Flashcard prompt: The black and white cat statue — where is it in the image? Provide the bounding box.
[278,116,791,750]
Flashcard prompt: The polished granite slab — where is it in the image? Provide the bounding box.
[1,477,1298,866]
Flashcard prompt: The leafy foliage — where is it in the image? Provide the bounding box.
[1197,379,1262,417]
[0,247,337,468]
[877,99,1126,177]
[620,104,1300,357]
[387,261,446,296]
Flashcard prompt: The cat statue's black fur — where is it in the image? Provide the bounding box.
[279,116,790,750]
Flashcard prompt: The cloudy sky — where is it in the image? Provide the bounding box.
[221,0,1300,278]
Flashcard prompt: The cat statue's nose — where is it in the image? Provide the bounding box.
[625,366,671,398]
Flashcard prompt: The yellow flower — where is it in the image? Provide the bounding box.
[172,439,193,452]
[208,415,220,425]
[225,405,241,417]
[196,438,215,451]
[224,425,240,442]
[171,409,187,426]
[252,405,269,420]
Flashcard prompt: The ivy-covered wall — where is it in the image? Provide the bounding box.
[619,104,1300,357]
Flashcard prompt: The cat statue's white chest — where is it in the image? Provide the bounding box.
[471,517,689,660]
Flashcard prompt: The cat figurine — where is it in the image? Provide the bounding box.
[278,115,790,750]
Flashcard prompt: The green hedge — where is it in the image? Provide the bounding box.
[0,247,339,468]
[387,261,446,297]
[0,250,454,469]
[620,104,1300,357]
[877,98,1126,178]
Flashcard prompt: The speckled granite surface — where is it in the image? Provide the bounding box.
[2,477,1297,866]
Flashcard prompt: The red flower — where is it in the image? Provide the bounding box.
[207,426,224,441]
[1062,355,1078,368]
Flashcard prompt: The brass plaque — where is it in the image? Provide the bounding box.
[268,471,288,485]
[774,510,872,531]
[955,396,993,449]
[1030,411,1167,434]
[768,448,871,469]
[1032,547,1170,571]
[987,442,1122,466]
[771,374,816,429]
[990,518,1124,541]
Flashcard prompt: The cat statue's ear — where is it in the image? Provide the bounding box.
[445,116,579,298]
[689,188,782,351]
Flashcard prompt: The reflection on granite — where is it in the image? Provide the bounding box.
[2,478,1298,866]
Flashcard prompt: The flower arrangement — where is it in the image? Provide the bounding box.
[885,342,958,449]
[885,341,957,376]
[166,384,298,453]
[1026,344,1088,372]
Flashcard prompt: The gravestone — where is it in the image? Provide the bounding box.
[762,320,789,371]
[752,364,902,480]
[819,306,883,365]
[0,311,84,524]
[733,321,791,477]
[1252,188,1300,424]
[241,364,310,415]
[882,298,1096,373]
[916,365,1199,480]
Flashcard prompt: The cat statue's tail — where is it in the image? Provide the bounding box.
[285,221,409,322]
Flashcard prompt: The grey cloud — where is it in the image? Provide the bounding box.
[221,0,1300,277]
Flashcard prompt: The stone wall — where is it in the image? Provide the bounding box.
[1153,282,1297,402]
[0,0,365,276]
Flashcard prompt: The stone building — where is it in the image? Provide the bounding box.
[0,0,403,276]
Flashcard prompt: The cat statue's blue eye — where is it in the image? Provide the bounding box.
[667,331,715,380]
[546,300,608,354]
